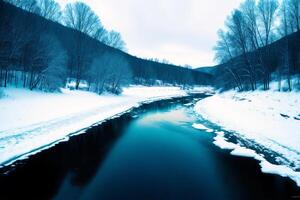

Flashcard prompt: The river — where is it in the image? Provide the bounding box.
[0,95,299,200]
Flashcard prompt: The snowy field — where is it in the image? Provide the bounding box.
[194,90,300,186]
[0,86,187,167]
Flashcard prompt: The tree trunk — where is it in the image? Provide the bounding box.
[4,68,8,88]
[0,68,3,87]
[23,72,27,88]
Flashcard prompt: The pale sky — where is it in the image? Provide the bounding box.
[58,0,243,67]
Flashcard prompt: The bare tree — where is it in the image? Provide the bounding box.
[277,0,294,91]
[228,10,256,90]
[63,2,102,89]
[103,30,127,51]
[106,53,132,93]
[279,0,294,36]
[257,0,279,89]
[41,39,67,91]
[287,0,300,31]
[241,0,264,50]
[214,30,234,63]
[89,52,132,94]
[36,0,62,22]
[89,54,110,94]
[4,0,39,13]
[0,10,29,87]
[93,27,108,43]
[63,2,101,37]
[24,34,67,91]
[257,0,279,46]
[214,29,243,90]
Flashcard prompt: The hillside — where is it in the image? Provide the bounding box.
[195,67,216,75]
[212,30,300,90]
[0,0,212,90]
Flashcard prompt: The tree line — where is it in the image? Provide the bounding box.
[214,0,300,91]
[0,0,211,93]
[4,0,127,51]
[0,0,128,93]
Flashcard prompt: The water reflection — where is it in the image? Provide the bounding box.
[80,107,228,200]
[139,108,191,125]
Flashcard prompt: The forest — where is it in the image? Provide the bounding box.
[0,0,211,94]
[213,0,300,91]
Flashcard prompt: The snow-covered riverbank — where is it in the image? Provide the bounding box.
[194,90,300,186]
[0,86,188,167]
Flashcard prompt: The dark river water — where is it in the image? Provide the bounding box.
[0,95,299,200]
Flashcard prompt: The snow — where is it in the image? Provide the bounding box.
[260,161,300,186]
[194,90,300,187]
[0,86,188,166]
[65,78,89,90]
[230,146,262,159]
[213,132,238,150]
[226,140,300,187]
[226,141,300,187]
[192,123,215,133]
[192,123,210,130]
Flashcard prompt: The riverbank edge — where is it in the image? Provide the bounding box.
[0,92,208,169]
[194,91,300,187]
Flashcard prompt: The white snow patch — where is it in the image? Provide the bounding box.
[195,90,300,187]
[192,123,214,133]
[230,146,263,159]
[229,144,300,187]
[260,161,300,186]
[212,132,300,186]
[213,134,237,150]
[192,123,209,130]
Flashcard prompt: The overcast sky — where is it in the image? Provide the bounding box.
[58,0,243,67]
